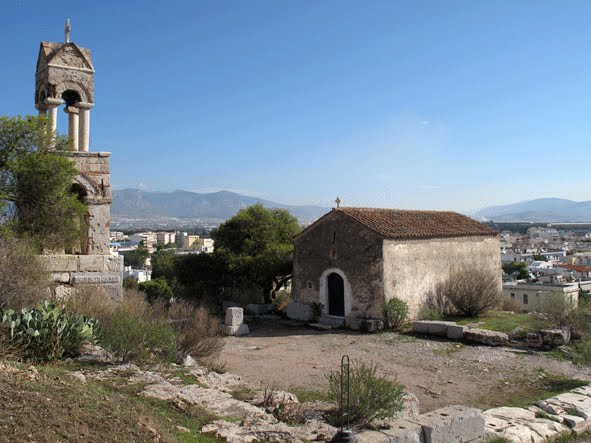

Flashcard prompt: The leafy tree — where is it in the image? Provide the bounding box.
[212,204,300,303]
[151,248,177,280]
[139,277,174,302]
[502,261,529,279]
[123,243,150,268]
[532,254,548,261]
[0,115,85,251]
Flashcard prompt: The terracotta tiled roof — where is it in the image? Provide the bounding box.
[555,263,591,273]
[335,207,498,240]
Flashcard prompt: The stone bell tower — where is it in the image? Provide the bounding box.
[36,20,123,300]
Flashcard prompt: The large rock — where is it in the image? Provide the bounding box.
[412,321,456,337]
[410,405,485,443]
[541,327,571,347]
[286,302,314,321]
[179,385,270,419]
[464,328,508,346]
[484,407,571,442]
[142,383,271,420]
[202,417,337,443]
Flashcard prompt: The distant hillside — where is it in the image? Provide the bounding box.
[471,198,591,222]
[111,189,329,224]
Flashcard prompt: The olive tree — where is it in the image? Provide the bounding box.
[0,115,85,252]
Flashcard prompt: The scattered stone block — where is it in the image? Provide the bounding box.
[285,302,314,321]
[245,304,272,315]
[541,327,571,347]
[225,307,244,326]
[223,324,249,336]
[446,324,467,340]
[410,405,485,443]
[464,328,508,346]
[412,321,456,337]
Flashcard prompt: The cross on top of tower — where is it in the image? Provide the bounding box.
[335,197,341,208]
[65,19,71,43]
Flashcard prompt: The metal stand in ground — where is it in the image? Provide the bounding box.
[331,355,357,443]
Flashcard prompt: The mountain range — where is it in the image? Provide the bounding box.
[111,189,329,225]
[470,198,591,222]
[111,190,591,227]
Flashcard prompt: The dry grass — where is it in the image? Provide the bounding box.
[67,289,224,365]
[65,285,116,321]
[0,237,51,310]
[0,323,24,362]
[168,300,224,363]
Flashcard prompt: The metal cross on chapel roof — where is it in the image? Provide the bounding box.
[335,197,341,208]
[65,19,71,43]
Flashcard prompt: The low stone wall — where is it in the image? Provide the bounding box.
[39,254,123,300]
[412,320,509,346]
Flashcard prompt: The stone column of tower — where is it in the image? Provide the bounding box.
[77,102,93,152]
[66,106,79,151]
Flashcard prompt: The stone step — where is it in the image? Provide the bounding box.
[318,315,346,327]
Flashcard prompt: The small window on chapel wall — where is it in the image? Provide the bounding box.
[333,231,336,244]
[307,281,312,289]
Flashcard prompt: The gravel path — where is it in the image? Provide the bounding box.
[222,320,591,412]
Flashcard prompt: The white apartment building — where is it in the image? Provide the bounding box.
[156,232,176,245]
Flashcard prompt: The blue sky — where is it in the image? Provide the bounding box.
[1,1,590,211]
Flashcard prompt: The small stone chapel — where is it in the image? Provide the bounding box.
[291,206,501,328]
[35,21,123,299]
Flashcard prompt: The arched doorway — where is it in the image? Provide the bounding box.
[327,273,345,316]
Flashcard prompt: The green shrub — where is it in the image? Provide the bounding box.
[384,298,409,330]
[0,301,95,361]
[95,289,177,363]
[418,304,444,320]
[326,360,404,428]
[98,311,177,363]
[139,277,174,302]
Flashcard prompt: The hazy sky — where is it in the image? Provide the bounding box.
[1,1,590,211]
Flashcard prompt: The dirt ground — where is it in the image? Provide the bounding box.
[222,320,591,413]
